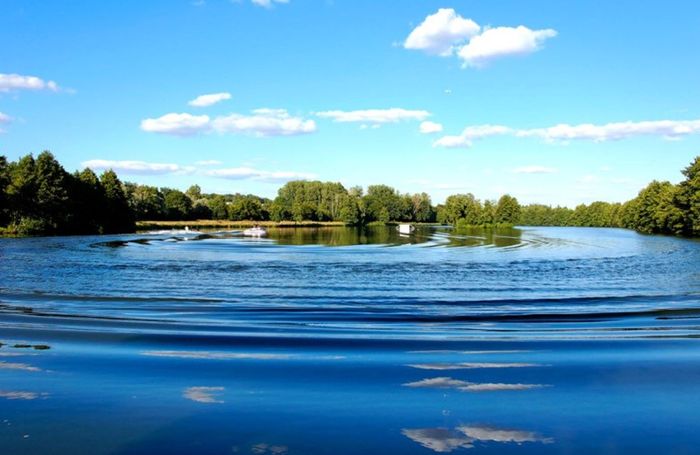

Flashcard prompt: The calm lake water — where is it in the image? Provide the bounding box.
[1,226,699,454]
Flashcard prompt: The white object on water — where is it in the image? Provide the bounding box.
[243,227,268,237]
[398,224,415,234]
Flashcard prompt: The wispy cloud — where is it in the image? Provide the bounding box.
[316,108,430,125]
[433,118,700,148]
[141,109,316,137]
[0,73,60,92]
[188,92,232,107]
[183,386,225,403]
[404,9,556,68]
[194,159,223,166]
[206,167,317,183]
[251,0,289,8]
[140,112,211,136]
[517,119,700,142]
[81,160,196,175]
[419,121,444,134]
[512,165,558,174]
[432,125,511,148]
[0,112,10,133]
[212,108,316,136]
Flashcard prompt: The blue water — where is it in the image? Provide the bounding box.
[1,226,699,454]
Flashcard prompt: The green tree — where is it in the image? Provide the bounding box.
[0,156,9,225]
[186,184,202,201]
[495,194,521,225]
[412,192,435,222]
[163,189,193,220]
[676,156,700,236]
[228,196,264,220]
[100,170,135,233]
[127,184,166,220]
[363,185,402,222]
[208,195,229,220]
[441,193,482,225]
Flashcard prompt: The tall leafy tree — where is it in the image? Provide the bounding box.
[100,170,134,233]
[495,194,521,225]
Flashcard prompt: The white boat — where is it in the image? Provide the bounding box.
[242,227,268,237]
[397,224,415,234]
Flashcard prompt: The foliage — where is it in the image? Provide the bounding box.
[0,152,698,238]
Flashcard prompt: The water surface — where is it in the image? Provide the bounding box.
[1,226,699,454]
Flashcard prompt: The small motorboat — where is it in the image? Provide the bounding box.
[397,224,416,235]
[242,226,268,237]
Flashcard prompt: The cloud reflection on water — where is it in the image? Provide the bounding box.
[407,362,541,370]
[402,428,474,452]
[0,390,48,400]
[403,424,553,452]
[0,361,41,372]
[143,350,292,360]
[183,386,225,403]
[403,376,547,392]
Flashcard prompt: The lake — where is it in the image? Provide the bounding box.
[1,226,699,454]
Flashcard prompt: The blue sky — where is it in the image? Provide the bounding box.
[1,0,699,206]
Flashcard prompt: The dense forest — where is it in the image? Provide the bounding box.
[0,152,698,237]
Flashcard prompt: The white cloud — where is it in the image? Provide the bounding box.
[140,113,211,136]
[183,386,225,404]
[188,92,232,107]
[0,112,10,133]
[251,0,288,8]
[433,124,511,148]
[0,73,60,92]
[206,167,316,183]
[458,26,557,67]
[194,159,223,166]
[316,108,430,125]
[212,108,316,136]
[434,117,700,148]
[403,10,557,68]
[404,8,480,56]
[82,160,196,175]
[141,109,316,137]
[512,165,558,174]
[518,119,700,142]
[577,175,599,184]
[419,121,443,134]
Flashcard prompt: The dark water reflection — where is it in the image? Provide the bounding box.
[1,226,700,454]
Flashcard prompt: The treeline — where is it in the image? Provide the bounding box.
[0,152,133,235]
[519,156,699,236]
[0,151,698,237]
[123,180,436,225]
